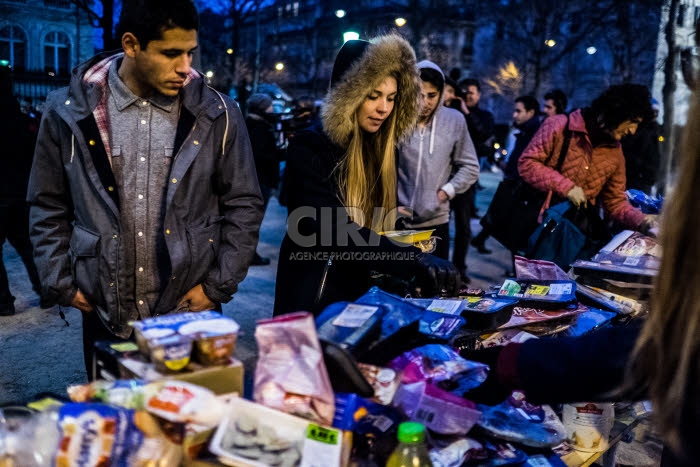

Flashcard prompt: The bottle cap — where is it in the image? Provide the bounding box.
[397,421,425,444]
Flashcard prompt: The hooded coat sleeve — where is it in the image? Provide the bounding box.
[442,116,480,198]
[201,109,265,303]
[518,115,576,198]
[27,105,78,307]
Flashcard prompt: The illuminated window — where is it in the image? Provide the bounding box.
[44,31,70,75]
[0,25,27,71]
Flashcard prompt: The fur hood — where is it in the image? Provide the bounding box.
[322,34,420,148]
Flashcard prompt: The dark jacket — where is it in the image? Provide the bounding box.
[245,114,282,189]
[273,34,422,316]
[0,95,37,201]
[622,119,661,193]
[497,322,695,467]
[28,52,264,338]
[465,105,495,158]
[503,116,540,181]
[273,125,420,316]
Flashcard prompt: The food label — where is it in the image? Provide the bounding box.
[306,424,339,445]
[427,299,463,315]
[562,402,614,452]
[301,424,341,467]
[548,283,573,295]
[331,304,378,328]
[524,285,550,296]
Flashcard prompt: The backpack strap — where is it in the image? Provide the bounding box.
[555,114,572,172]
[537,114,572,222]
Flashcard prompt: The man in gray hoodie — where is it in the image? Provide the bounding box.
[397,61,480,264]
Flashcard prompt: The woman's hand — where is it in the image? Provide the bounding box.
[437,189,449,203]
[414,253,461,297]
[566,186,587,207]
[639,214,659,237]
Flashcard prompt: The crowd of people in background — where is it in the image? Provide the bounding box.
[5,1,700,464]
[1,0,665,390]
[1,36,665,319]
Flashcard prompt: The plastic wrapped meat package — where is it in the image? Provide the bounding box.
[392,381,481,435]
[388,344,488,394]
[476,391,567,448]
[254,312,335,425]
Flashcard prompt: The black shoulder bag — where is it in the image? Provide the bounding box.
[483,116,571,253]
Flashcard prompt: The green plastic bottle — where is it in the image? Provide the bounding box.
[385,422,433,467]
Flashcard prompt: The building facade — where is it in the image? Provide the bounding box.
[200,0,476,99]
[1,0,94,107]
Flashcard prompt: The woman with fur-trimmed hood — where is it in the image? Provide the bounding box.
[273,34,460,316]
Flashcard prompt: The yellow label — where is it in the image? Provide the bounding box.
[525,285,550,296]
[110,342,139,352]
[307,424,340,445]
[27,397,63,411]
[164,356,190,371]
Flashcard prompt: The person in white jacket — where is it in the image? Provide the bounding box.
[397,61,480,267]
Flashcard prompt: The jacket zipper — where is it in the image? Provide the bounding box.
[314,257,333,306]
[115,229,122,325]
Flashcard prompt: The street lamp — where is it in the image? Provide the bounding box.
[335,9,346,18]
[545,39,556,47]
[275,62,285,71]
[586,46,597,55]
[343,31,360,43]
[226,48,233,55]
[395,17,407,27]
[205,70,214,78]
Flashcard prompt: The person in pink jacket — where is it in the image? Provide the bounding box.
[518,84,657,233]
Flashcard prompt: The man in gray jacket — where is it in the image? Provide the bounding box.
[28,0,263,377]
[397,61,480,263]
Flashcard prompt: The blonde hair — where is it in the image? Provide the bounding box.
[338,74,400,231]
[625,88,700,459]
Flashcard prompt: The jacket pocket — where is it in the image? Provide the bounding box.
[69,225,103,306]
[184,216,223,289]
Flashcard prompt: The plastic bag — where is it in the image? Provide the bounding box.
[254,312,335,425]
[513,255,570,281]
[55,403,182,467]
[388,344,488,394]
[392,381,481,435]
[627,189,663,214]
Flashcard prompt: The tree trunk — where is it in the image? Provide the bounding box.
[662,0,679,139]
[662,0,679,190]
[102,0,115,50]
[230,8,243,98]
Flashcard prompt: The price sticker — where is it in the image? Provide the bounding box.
[525,285,550,296]
[301,424,342,467]
[306,424,339,445]
[332,304,378,327]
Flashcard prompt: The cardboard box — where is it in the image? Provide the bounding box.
[119,355,243,396]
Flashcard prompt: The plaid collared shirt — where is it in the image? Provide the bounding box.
[82,53,197,164]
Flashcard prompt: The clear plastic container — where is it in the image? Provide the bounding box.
[0,406,60,467]
[386,422,433,467]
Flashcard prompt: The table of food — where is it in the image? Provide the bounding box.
[0,230,660,467]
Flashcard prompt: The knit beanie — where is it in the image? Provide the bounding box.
[247,93,273,116]
[330,39,370,89]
